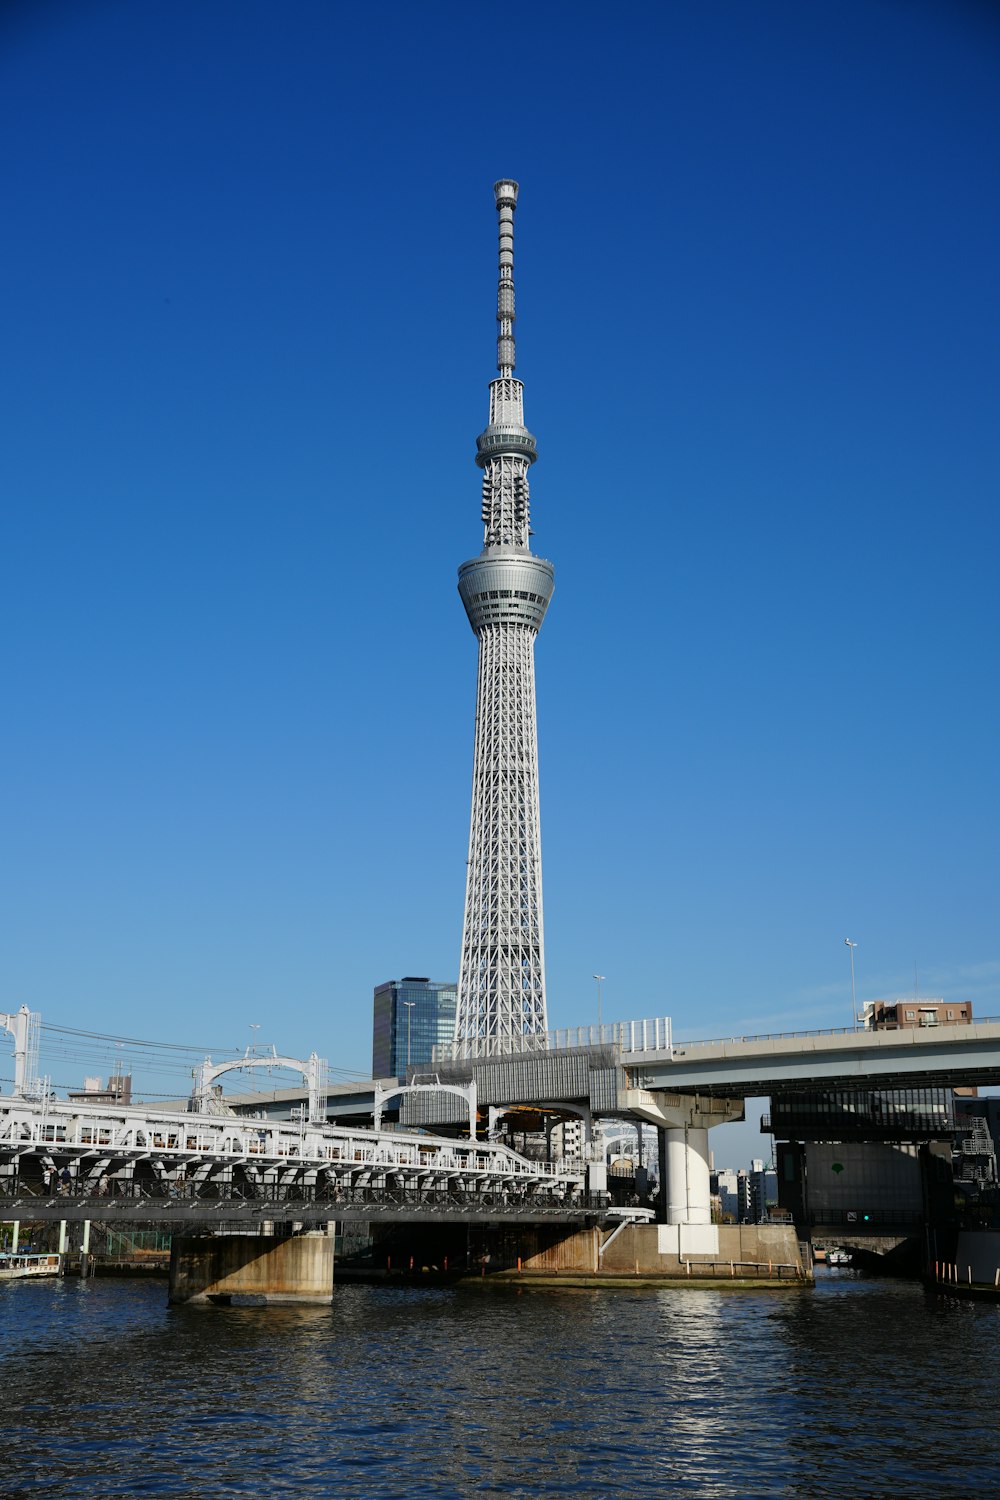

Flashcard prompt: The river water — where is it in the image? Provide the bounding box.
[1,1271,997,1499]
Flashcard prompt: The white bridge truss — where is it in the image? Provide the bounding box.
[0,1094,584,1204]
[456,179,554,1052]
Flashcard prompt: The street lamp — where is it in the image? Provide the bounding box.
[844,940,858,1029]
[403,1000,415,1069]
[592,974,605,1032]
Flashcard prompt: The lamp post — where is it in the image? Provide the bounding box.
[592,974,605,1033]
[844,939,858,1029]
[403,1000,415,1069]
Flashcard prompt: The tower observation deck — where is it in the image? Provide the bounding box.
[456,181,554,1057]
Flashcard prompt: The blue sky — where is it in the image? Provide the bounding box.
[2,1,998,1152]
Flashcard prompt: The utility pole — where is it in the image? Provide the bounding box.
[403,1000,415,1069]
[592,974,605,1031]
[844,939,858,1029]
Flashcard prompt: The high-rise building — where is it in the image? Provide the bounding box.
[371,977,457,1079]
[455,180,554,1056]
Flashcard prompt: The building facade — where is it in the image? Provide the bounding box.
[371,978,457,1080]
[767,1087,958,1230]
[865,997,973,1029]
[455,180,554,1056]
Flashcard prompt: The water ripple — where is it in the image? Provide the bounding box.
[1,1274,999,1497]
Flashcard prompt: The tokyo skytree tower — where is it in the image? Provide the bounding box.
[456,180,554,1055]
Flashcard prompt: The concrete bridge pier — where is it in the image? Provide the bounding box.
[168,1230,335,1305]
[627,1089,744,1225]
[662,1126,712,1225]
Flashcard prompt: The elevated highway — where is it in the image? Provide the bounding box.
[621,1018,1000,1099]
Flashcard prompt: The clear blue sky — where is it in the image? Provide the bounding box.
[2,1,998,1155]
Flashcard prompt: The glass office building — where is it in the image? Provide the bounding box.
[372,977,458,1079]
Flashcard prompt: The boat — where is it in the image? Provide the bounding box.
[826,1249,851,1266]
[0,1252,62,1281]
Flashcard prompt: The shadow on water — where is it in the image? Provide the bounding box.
[2,1275,999,1498]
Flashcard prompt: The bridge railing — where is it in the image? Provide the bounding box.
[671,1015,1000,1051]
[436,1016,671,1062]
[680,1259,806,1282]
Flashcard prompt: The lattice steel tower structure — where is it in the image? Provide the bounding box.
[456,180,554,1054]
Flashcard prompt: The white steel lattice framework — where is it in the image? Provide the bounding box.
[456,181,554,1054]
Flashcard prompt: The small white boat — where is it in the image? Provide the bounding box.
[826,1249,851,1266]
[0,1252,62,1281]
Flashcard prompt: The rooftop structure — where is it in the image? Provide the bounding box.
[865,998,973,1030]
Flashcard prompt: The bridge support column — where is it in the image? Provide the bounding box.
[168,1231,335,1306]
[80,1219,92,1279]
[664,1127,711,1225]
[627,1090,744,1226]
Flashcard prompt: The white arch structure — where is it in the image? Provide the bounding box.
[195,1049,328,1124]
[373,1077,478,1142]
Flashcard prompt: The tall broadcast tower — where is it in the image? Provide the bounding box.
[456,180,554,1056]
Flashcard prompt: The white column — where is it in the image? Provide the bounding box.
[664,1127,712,1225]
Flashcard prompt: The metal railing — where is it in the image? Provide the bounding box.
[807,1208,921,1229]
[763,1106,957,1141]
[435,1017,671,1063]
[676,1259,806,1282]
[673,1016,1000,1051]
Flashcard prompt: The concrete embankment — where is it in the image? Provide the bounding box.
[500,1221,808,1284]
[343,1221,810,1291]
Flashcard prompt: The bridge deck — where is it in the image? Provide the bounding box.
[624,1019,1000,1097]
[0,1182,605,1228]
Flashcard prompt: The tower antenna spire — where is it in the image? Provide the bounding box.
[494,179,518,376]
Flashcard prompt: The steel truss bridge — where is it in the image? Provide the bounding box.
[0,1093,599,1229]
[2,1182,605,1230]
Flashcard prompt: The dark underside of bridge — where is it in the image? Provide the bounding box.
[641,1063,1000,1098]
[0,1188,605,1231]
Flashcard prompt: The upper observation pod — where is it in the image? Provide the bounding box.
[494,179,519,208]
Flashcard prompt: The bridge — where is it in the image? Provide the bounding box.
[4,1004,1000,1296]
[0,1092,597,1228]
[621,1018,1000,1098]
[0,1080,605,1302]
